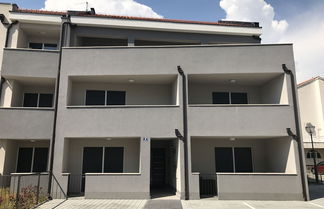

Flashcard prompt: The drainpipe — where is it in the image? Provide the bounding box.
[177,66,190,200]
[282,64,309,201]
[47,15,71,198]
[4,20,18,48]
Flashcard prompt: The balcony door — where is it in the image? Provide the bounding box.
[215,147,252,172]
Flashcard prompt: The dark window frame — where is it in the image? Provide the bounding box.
[212,92,248,104]
[307,151,322,159]
[215,147,253,173]
[23,93,54,108]
[82,146,124,173]
[16,147,49,173]
[85,90,126,106]
[29,42,58,50]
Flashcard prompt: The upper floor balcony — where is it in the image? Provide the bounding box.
[61,75,182,137]
[1,48,59,78]
[0,78,55,140]
[187,73,295,137]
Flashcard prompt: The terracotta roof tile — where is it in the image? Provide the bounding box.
[14,9,260,28]
[298,76,324,88]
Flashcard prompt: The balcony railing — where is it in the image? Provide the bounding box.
[1,48,59,78]
[188,104,294,136]
[0,108,54,139]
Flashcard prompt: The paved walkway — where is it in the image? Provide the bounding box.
[37,198,324,209]
[37,184,324,209]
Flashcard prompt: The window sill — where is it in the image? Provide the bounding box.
[216,172,297,176]
[189,104,289,107]
[11,172,49,175]
[0,107,54,111]
[85,173,141,176]
[67,105,179,109]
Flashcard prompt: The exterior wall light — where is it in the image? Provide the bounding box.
[229,137,236,141]
[229,79,236,84]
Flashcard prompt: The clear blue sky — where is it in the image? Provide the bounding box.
[0,0,320,22]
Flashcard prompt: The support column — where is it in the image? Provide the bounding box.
[140,137,151,198]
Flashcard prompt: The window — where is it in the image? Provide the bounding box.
[215,147,253,173]
[29,43,43,49]
[29,42,58,50]
[212,92,230,104]
[23,93,53,107]
[82,147,124,173]
[212,92,248,104]
[82,147,103,173]
[85,90,126,106]
[231,93,248,104]
[107,91,126,105]
[104,147,124,172]
[16,147,49,173]
[23,93,38,107]
[44,43,58,50]
[234,148,253,172]
[215,147,234,172]
[85,90,105,105]
[307,151,322,159]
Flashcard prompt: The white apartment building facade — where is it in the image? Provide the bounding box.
[298,77,324,170]
[0,2,309,200]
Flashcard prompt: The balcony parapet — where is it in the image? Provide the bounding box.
[1,48,59,78]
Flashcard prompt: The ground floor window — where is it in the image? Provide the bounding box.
[215,147,253,172]
[16,147,49,173]
[306,150,322,159]
[82,147,124,173]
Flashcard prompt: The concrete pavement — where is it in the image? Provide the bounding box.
[37,184,324,209]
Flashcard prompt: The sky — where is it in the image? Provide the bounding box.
[2,0,323,82]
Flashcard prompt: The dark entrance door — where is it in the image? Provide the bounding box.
[151,148,166,188]
[81,147,103,193]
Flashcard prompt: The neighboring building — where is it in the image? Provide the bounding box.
[0,2,308,201]
[298,77,324,170]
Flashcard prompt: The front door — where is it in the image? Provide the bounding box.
[151,148,166,188]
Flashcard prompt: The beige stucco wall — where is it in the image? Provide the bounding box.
[0,3,13,69]
[64,138,140,174]
[69,81,175,106]
[189,74,287,105]
[189,83,262,104]
[0,139,49,175]
[299,79,324,142]
[0,79,55,107]
[191,137,297,174]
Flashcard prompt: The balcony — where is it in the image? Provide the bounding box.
[63,75,181,137]
[0,77,55,139]
[1,48,59,78]
[188,73,293,136]
[0,108,54,139]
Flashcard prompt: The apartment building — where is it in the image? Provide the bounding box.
[0,2,308,201]
[298,77,324,171]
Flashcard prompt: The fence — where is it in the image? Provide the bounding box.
[0,173,66,209]
[306,165,324,184]
[67,175,84,196]
[199,174,217,198]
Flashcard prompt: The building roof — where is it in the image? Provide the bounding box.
[14,9,260,28]
[298,76,324,88]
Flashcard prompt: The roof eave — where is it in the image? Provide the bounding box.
[9,11,262,36]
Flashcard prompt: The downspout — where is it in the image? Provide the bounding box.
[282,64,309,201]
[5,20,18,48]
[177,66,190,200]
[0,19,18,105]
[47,15,71,199]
